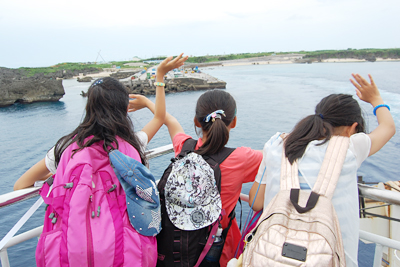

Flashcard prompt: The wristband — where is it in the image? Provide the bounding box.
[154,82,165,87]
[373,104,390,116]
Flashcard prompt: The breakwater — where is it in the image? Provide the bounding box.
[78,69,227,96]
[120,72,226,95]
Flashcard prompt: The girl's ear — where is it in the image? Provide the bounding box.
[194,117,202,128]
[341,122,359,137]
[349,122,359,136]
[228,116,237,129]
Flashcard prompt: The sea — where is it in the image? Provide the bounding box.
[1,61,399,266]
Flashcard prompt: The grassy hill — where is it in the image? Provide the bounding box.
[8,48,400,77]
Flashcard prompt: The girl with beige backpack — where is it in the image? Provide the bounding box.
[237,74,395,267]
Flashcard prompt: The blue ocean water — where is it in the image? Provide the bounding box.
[1,62,399,266]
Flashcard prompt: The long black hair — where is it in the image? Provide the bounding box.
[54,77,147,166]
[284,94,365,164]
[194,89,236,155]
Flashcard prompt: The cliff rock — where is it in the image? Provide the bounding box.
[0,67,66,107]
[0,78,65,107]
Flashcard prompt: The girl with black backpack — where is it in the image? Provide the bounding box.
[152,89,263,267]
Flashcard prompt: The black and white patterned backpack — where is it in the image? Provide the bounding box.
[157,138,235,267]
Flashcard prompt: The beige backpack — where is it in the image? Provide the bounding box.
[242,136,348,267]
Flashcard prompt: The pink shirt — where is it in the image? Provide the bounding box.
[173,133,262,266]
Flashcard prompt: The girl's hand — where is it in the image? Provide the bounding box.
[128,94,150,112]
[350,73,395,157]
[350,73,383,106]
[156,53,189,77]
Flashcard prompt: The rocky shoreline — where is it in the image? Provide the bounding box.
[0,67,101,107]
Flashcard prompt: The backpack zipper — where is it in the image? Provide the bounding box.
[87,194,94,267]
[90,195,95,218]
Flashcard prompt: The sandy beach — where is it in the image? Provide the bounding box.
[219,55,400,66]
[75,55,400,79]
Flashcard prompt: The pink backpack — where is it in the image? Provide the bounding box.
[36,138,157,267]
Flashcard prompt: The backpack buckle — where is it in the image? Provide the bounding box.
[107,184,117,193]
[64,182,74,189]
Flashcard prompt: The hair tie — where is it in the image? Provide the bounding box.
[204,110,226,123]
[319,114,324,119]
[92,79,104,87]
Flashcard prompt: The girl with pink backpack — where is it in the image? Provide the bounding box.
[14,54,188,266]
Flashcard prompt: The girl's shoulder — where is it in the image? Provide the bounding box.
[349,132,371,167]
[135,131,148,148]
[262,132,284,151]
[172,133,199,156]
[302,133,370,168]
[45,146,57,174]
[349,132,370,145]
[224,146,263,166]
[116,136,142,162]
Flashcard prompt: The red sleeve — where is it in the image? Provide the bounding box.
[221,147,263,183]
[241,147,263,183]
[172,133,192,157]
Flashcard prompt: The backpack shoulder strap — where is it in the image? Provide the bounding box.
[312,136,350,199]
[206,147,236,164]
[280,147,300,191]
[281,145,320,214]
[279,133,300,190]
[203,147,236,192]
[177,138,197,157]
[280,136,349,213]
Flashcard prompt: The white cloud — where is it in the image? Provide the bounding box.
[1,0,399,67]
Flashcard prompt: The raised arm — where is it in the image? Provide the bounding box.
[129,95,184,142]
[164,112,185,142]
[128,54,188,142]
[14,158,52,190]
[350,74,396,156]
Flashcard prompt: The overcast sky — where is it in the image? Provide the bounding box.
[1,0,399,68]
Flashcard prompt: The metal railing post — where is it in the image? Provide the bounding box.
[0,248,10,267]
[373,243,383,267]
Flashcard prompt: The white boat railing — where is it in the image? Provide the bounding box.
[1,143,400,267]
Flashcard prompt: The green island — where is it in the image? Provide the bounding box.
[10,48,400,77]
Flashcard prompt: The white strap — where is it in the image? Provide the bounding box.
[0,197,44,250]
[312,136,349,199]
[280,135,349,196]
[280,148,300,190]
[280,133,301,190]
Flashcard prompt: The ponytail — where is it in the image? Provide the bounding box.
[284,94,365,164]
[284,115,332,164]
[194,90,236,156]
[196,119,230,155]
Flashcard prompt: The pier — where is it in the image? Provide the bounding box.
[119,68,226,95]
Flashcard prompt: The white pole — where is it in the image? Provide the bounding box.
[0,249,10,267]
[373,243,383,267]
